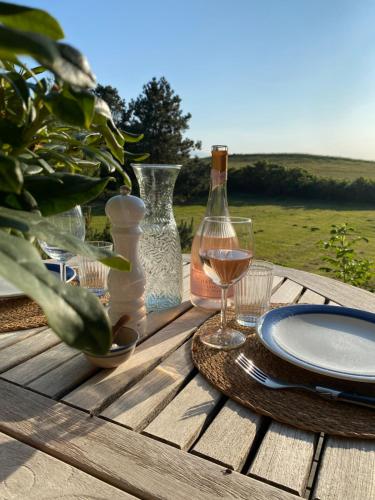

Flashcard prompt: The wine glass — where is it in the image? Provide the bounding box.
[39,206,85,282]
[199,216,254,349]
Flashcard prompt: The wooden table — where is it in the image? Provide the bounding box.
[1,259,375,499]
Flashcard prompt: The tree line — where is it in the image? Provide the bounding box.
[174,159,375,204]
[95,80,375,205]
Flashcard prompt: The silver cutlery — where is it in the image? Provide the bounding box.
[236,353,375,409]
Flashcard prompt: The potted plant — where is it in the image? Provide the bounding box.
[0,1,147,354]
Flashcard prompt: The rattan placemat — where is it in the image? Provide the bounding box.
[0,297,47,332]
[0,292,109,333]
[192,309,375,439]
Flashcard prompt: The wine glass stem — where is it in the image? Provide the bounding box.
[60,262,67,283]
[220,286,229,333]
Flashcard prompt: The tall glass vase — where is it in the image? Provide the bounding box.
[132,163,183,312]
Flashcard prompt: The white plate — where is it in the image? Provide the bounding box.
[257,305,375,382]
[0,263,76,299]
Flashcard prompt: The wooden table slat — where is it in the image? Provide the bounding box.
[0,380,297,500]
[298,289,326,305]
[27,353,98,399]
[143,300,192,342]
[313,437,375,500]
[143,373,222,450]
[101,339,195,431]
[0,431,136,499]
[0,327,44,351]
[272,275,285,292]
[63,307,213,413]
[192,398,262,471]
[274,265,375,312]
[182,274,192,301]
[271,279,304,304]
[2,342,79,386]
[0,329,60,373]
[248,421,316,496]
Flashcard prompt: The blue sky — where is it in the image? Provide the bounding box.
[14,0,375,159]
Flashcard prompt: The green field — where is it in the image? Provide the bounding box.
[92,195,375,288]
[226,153,375,181]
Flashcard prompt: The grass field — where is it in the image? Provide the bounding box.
[226,153,375,181]
[91,195,375,288]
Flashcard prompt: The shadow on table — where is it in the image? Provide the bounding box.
[0,379,110,483]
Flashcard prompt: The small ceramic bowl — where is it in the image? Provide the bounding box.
[84,326,139,368]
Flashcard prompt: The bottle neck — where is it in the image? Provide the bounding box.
[205,168,229,217]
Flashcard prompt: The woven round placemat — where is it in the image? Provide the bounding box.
[0,292,109,333]
[192,308,375,439]
[0,297,47,332]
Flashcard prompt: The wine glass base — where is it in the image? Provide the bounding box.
[200,327,246,350]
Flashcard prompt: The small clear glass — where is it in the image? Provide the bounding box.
[78,241,113,297]
[38,206,85,282]
[235,260,273,327]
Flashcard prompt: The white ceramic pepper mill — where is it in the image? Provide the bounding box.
[105,185,147,338]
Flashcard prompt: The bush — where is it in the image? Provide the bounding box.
[317,224,374,290]
[172,158,375,204]
[229,161,375,203]
[174,158,209,202]
[177,218,194,252]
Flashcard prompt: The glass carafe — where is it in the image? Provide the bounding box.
[132,163,183,312]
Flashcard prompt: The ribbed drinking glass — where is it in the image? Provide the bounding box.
[78,241,113,296]
[235,260,273,327]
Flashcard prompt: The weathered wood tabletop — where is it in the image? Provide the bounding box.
[1,258,375,499]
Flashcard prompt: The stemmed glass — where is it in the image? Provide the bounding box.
[199,216,254,349]
[39,206,85,282]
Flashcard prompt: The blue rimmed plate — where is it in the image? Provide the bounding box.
[257,304,375,382]
[0,262,76,299]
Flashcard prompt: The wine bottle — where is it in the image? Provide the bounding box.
[190,145,234,310]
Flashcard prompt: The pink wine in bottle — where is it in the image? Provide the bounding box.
[190,145,233,310]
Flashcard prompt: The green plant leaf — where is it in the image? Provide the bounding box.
[0,58,16,70]
[68,86,95,128]
[98,123,124,163]
[21,150,54,173]
[0,152,23,193]
[45,91,86,127]
[91,149,120,172]
[0,231,111,354]
[0,2,64,40]
[22,65,46,80]
[0,118,25,147]
[20,162,42,175]
[93,96,112,121]
[121,131,144,143]
[82,146,132,188]
[124,151,150,162]
[37,148,76,170]
[0,25,59,66]
[0,27,95,88]
[0,188,38,211]
[53,42,95,88]
[0,206,130,271]
[0,70,30,109]
[24,172,113,215]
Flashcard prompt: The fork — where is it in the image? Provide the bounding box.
[235,353,375,409]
